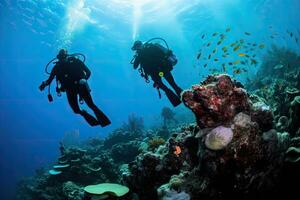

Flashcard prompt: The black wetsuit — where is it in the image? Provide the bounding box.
[133,43,183,107]
[45,57,111,127]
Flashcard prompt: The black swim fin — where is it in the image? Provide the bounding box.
[80,110,100,127]
[165,88,182,107]
[94,109,111,127]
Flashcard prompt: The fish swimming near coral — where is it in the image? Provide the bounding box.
[173,146,181,157]
[233,69,242,74]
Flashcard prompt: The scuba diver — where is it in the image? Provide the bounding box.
[39,49,111,127]
[130,38,183,107]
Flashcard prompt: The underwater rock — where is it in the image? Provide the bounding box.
[123,144,183,200]
[276,116,289,132]
[111,141,141,164]
[285,147,300,163]
[182,74,250,128]
[288,96,300,136]
[157,186,190,200]
[204,126,233,150]
[62,181,83,200]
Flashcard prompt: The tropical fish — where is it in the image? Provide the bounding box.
[226,27,231,32]
[222,63,226,72]
[290,32,293,37]
[207,42,211,47]
[233,69,242,74]
[222,54,227,58]
[220,34,226,39]
[259,44,265,49]
[212,32,218,37]
[212,49,217,54]
[252,43,257,46]
[197,52,202,59]
[251,59,257,65]
[222,46,228,51]
[244,32,251,36]
[238,53,246,57]
[208,54,211,59]
[252,54,256,58]
[228,62,233,65]
[214,58,219,62]
[230,43,236,47]
[241,61,246,65]
[240,39,245,43]
[233,45,241,51]
[173,146,181,157]
[217,40,222,45]
[233,60,240,65]
[245,54,250,58]
[201,34,205,39]
[242,68,248,72]
[295,37,298,43]
[204,63,208,68]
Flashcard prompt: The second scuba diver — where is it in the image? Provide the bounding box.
[131,38,183,107]
[39,49,111,127]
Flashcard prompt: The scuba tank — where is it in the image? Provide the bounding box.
[44,53,86,102]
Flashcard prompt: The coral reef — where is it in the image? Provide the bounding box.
[16,128,142,200]
[17,54,300,200]
[122,74,294,200]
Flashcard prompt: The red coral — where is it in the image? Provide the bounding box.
[182,74,250,128]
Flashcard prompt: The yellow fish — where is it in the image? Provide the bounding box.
[233,60,241,65]
[230,43,236,47]
[233,69,242,74]
[238,53,246,57]
[233,45,241,51]
[222,46,228,51]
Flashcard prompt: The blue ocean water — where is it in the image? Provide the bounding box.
[0,0,299,199]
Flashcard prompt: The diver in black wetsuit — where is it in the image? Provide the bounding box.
[39,49,111,127]
[131,39,183,107]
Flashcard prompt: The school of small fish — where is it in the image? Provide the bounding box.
[196,26,300,77]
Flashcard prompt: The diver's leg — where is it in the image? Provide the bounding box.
[151,74,181,107]
[164,71,183,97]
[79,87,111,127]
[66,90,99,127]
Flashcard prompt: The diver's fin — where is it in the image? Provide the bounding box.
[80,110,100,127]
[94,109,111,127]
[165,89,182,107]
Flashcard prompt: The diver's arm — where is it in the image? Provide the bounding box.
[39,67,56,91]
[133,55,141,69]
[82,63,91,79]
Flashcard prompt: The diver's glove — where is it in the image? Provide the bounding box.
[39,81,47,91]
